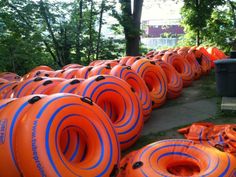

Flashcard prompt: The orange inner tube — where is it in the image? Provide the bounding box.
[22,70,47,80]
[119,56,132,65]
[60,68,80,79]
[29,65,53,73]
[207,47,227,60]
[77,75,143,150]
[104,60,120,67]
[162,52,194,87]
[201,54,211,75]
[122,139,236,177]
[13,77,65,97]
[28,78,65,95]
[178,50,202,80]
[153,59,183,99]
[62,64,83,70]
[0,72,21,82]
[190,49,211,75]
[0,95,46,177]
[132,59,167,108]
[75,66,93,79]
[0,98,16,113]
[89,60,107,66]
[13,77,47,98]
[0,81,18,99]
[0,78,9,84]
[14,94,120,177]
[110,65,152,122]
[88,64,112,77]
[39,70,61,78]
[49,78,84,94]
[126,56,142,66]
[118,150,138,177]
[225,125,236,141]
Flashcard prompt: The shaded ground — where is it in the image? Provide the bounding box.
[124,70,236,155]
[142,97,217,135]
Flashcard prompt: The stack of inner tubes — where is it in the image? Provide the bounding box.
[0,46,232,177]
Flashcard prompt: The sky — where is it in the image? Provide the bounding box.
[47,0,183,21]
[142,0,183,20]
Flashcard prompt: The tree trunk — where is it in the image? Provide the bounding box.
[195,0,200,46]
[196,30,200,46]
[96,0,105,60]
[126,36,140,55]
[87,0,94,61]
[59,24,71,64]
[43,40,60,66]
[39,0,63,66]
[120,0,143,56]
[63,26,71,64]
[228,0,236,50]
[76,0,83,63]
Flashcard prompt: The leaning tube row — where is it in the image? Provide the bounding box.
[0,75,144,150]
[0,45,215,151]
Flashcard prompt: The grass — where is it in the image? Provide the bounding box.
[164,69,217,108]
[198,70,217,98]
[123,69,236,156]
[206,97,236,123]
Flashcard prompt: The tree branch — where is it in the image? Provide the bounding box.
[76,0,83,63]
[133,0,143,27]
[96,0,105,60]
[87,0,94,61]
[7,2,60,66]
[39,0,63,66]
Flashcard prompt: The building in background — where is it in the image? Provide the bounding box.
[143,19,184,37]
[141,0,184,49]
[141,18,184,49]
[102,0,184,49]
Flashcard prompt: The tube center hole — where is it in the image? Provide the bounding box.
[60,128,88,163]
[167,161,200,176]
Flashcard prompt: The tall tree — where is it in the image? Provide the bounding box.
[39,0,63,66]
[179,0,235,53]
[87,0,94,61]
[227,0,236,50]
[181,0,223,46]
[76,0,83,63]
[0,0,123,74]
[113,0,144,56]
[96,0,105,60]
[5,1,59,66]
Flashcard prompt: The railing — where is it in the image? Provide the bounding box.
[141,38,178,49]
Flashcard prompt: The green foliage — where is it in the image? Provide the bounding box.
[0,0,123,75]
[0,0,56,75]
[140,43,149,55]
[179,0,235,53]
[160,32,172,38]
[202,6,235,53]
[181,0,223,33]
